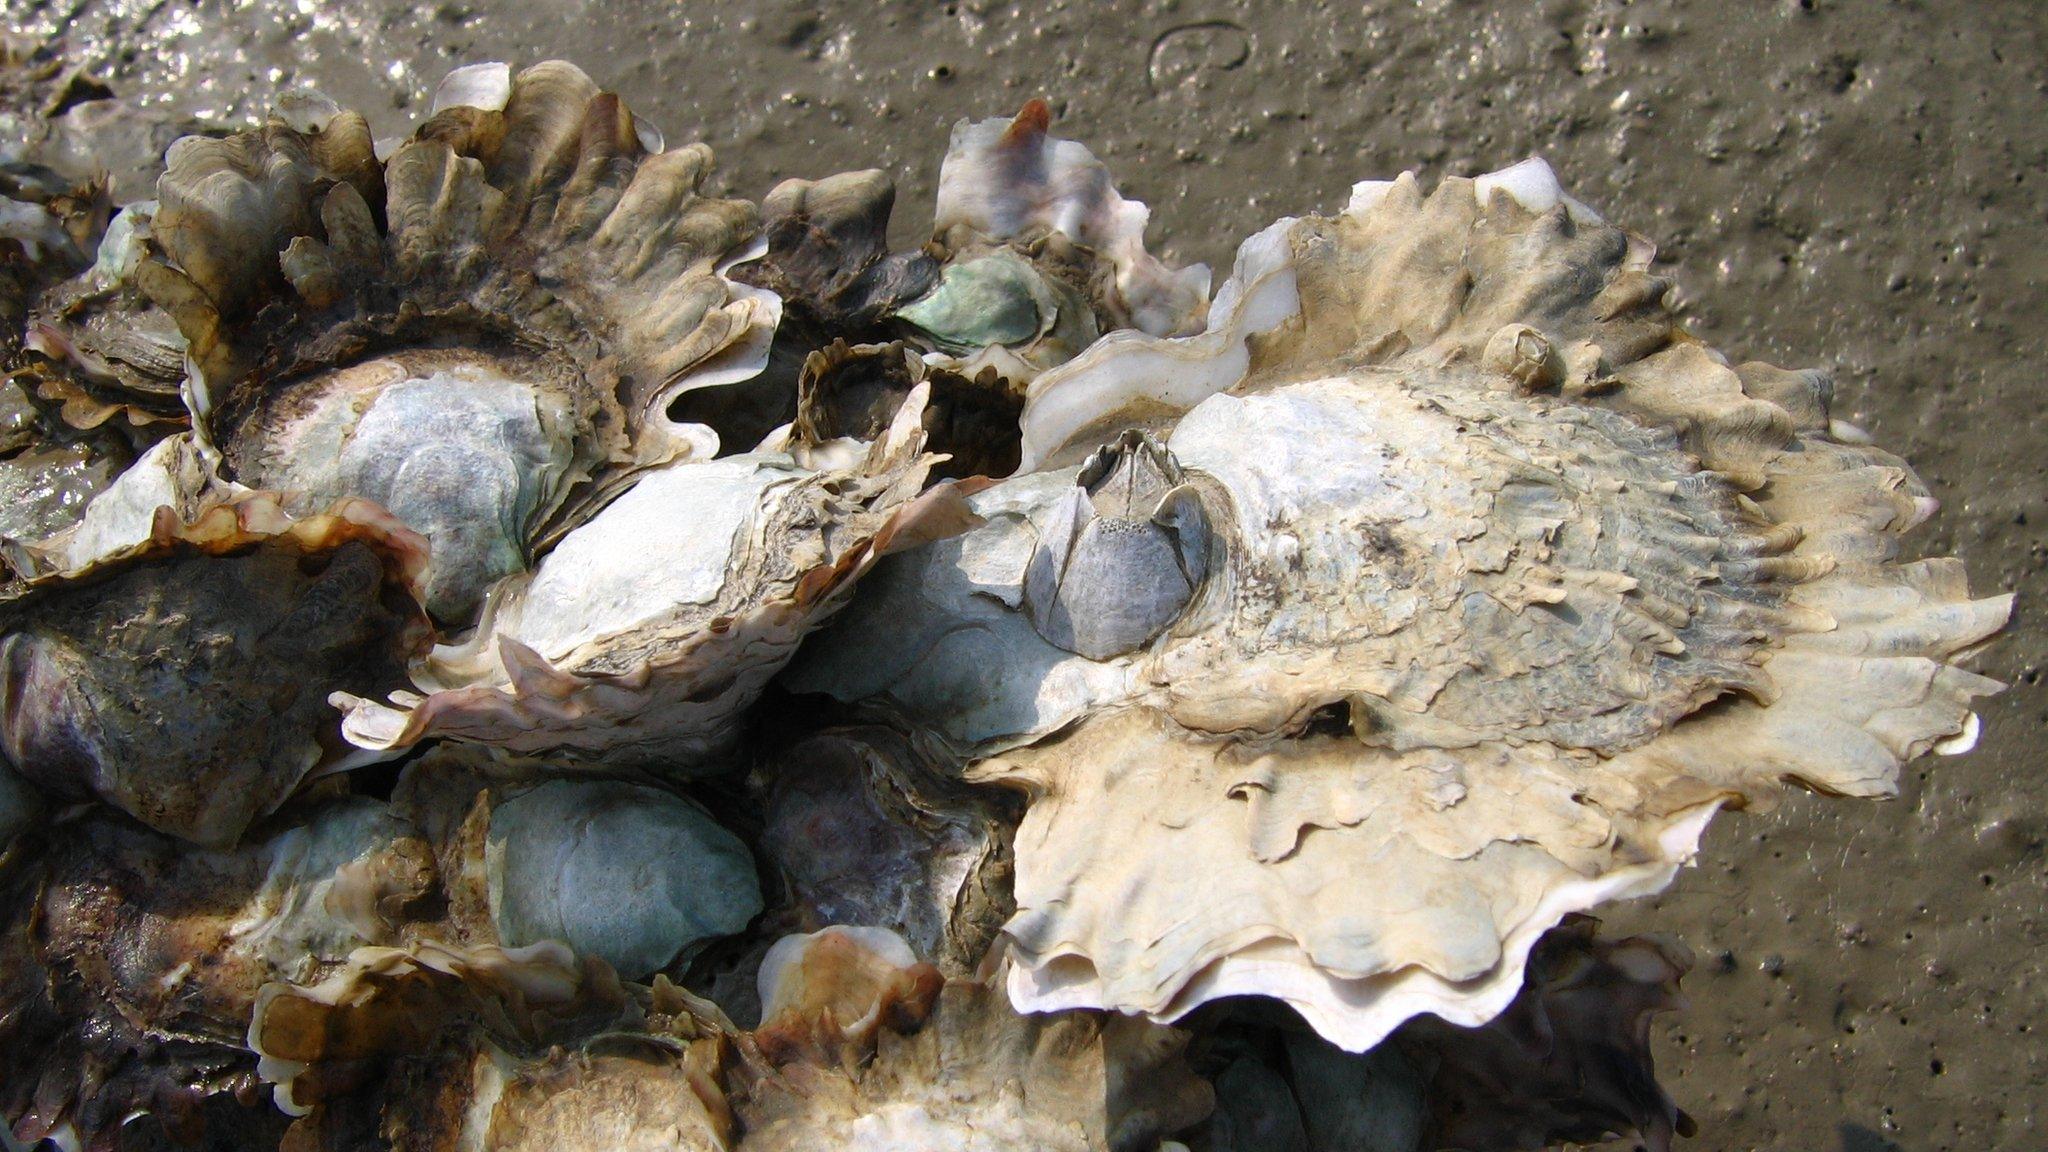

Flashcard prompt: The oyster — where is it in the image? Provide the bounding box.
[0,494,429,846]
[756,723,1014,974]
[902,99,1211,384]
[485,778,761,980]
[734,929,1212,1152]
[110,60,780,623]
[21,201,194,434]
[787,157,2010,1051]
[0,797,433,1148]
[333,389,979,769]
[726,100,1210,444]
[0,62,2013,1152]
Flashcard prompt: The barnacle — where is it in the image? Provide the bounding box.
[0,58,2012,1152]
[788,157,2010,1052]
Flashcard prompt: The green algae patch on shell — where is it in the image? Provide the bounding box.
[790,157,2011,1054]
[125,60,780,625]
[0,493,431,847]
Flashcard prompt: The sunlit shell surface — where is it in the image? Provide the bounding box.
[787,157,2011,1051]
[78,60,779,626]
[0,50,2013,1152]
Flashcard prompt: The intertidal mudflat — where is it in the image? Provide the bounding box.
[2,3,2042,1149]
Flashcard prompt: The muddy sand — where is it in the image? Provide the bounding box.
[6,0,2045,1148]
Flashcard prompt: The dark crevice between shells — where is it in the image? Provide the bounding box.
[794,339,1021,481]
[710,170,942,454]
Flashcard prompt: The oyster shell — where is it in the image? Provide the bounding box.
[334,389,979,770]
[0,494,430,846]
[882,101,1211,390]
[0,65,2015,1149]
[485,778,761,980]
[0,797,432,1148]
[756,724,1014,974]
[728,926,1211,1152]
[787,158,2011,1051]
[736,169,938,345]
[926,101,1210,339]
[21,201,193,434]
[111,60,779,623]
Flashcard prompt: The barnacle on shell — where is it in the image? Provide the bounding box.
[787,156,2011,1052]
[0,56,2014,1152]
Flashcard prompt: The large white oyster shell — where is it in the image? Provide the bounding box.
[786,158,2011,1052]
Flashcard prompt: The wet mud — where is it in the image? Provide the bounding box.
[6,0,2045,1147]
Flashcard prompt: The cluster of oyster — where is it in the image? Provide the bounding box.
[0,49,2009,1152]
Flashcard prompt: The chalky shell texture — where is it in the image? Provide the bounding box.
[789,158,2010,1052]
[0,48,2014,1152]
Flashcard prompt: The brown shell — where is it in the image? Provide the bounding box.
[0,494,431,846]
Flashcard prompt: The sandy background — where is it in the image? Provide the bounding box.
[8,0,2044,1148]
